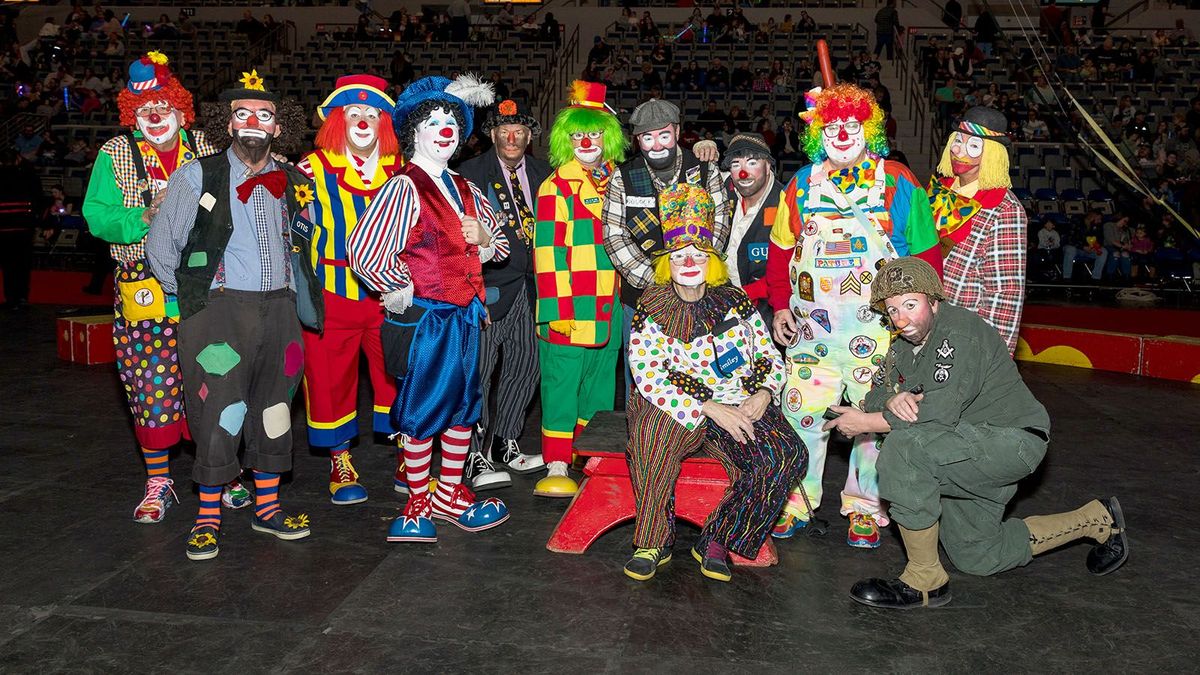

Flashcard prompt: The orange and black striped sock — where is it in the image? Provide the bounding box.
[193,484,222,532]
[141,446,170,478]
[253,471,281,522]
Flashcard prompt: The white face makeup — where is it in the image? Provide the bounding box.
[949,131,984,177]
[414,106,459,166]
[822,116,866,166]
[345,104,381,151]
[637,124,677,163]
[730,156,770,198]
[668,245,709,287]
[135,100,181,147]
[570,130,604,167]
[228,100,279,149]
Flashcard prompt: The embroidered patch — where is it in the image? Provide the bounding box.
[801,323,814,341]
[850,236,868,253]
[814,343,829,358]
[798,366,812,379]
[797,272,814,301]
[785,387,803,412]
[262,401,291,439]
[815,257,862,269]
[840,272,863,295]
[186,251,208,268]
[848,335,878,359]
[819,276,833,292]
[852,366,873,383]
[685,165,702,184]
[810,309,831,333]
[857,305,874,323]
[936,338,955,360]
[794,353,820,365]
[934,363,953,383]
[803,221,818,236]
[800,415,814,428]
[199,192,217,211]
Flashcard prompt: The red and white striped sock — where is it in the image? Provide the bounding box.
[403,437,434,495]
[433,426,471,514]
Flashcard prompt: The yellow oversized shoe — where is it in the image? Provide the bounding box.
[533,474,578,498]
[534,461,577,498]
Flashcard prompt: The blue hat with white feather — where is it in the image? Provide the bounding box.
[393,74,495,138]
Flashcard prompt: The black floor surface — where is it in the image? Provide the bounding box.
[1,306,1198,673]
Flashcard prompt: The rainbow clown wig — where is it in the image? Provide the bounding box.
[547,80,628,169]
[117,52,196,129]
[798,83,888,163]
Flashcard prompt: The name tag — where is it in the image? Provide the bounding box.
[290,213,315,241]
[583,197,601,205]
[814,256,862,269]
[747,242,768,263]
[627,196,655,208]
[199,193,216,212]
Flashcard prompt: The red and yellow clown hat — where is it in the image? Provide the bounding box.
[318,74,396,120]
[568,80,613,112]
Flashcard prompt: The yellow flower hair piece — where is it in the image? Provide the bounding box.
[146,51,169,65]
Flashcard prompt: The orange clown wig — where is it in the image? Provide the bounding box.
[798,83,888,163]
[314,107,400,157]
[116,52,196,129]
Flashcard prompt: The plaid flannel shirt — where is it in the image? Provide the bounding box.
[942,188,1027,355]
[601,154,729,293]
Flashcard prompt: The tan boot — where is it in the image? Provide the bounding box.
[1024,499,1114,556]
[898,523,950,592]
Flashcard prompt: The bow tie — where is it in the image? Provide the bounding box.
[828,162,875,194]
[236,169,287,203]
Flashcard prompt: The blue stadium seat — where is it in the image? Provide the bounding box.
[1034,188,1059,214]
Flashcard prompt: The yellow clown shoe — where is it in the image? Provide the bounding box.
[533,461,578,498]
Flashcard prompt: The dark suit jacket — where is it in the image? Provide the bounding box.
[458,149,552,321]
[726,178,783,325]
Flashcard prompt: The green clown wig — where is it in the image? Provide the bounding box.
[547,103,628,169]
[798,83,889,163]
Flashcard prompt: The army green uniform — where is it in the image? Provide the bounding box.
[863,303,1050,576]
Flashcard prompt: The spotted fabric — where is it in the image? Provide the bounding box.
[114,260,186,449]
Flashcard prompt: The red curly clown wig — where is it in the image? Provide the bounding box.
[117,54,196,129]
[798,83,889,163]
[314,106,400,157]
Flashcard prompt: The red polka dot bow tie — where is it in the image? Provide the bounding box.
[236,169,287,203]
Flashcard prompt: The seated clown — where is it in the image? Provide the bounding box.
[623,184,807,583]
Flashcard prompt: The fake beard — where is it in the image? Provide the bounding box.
[137,113,180,147]
[232,128,272,161]
[823,124,866,165]
[644,144,677,171]
[671,263,706,287]
[573,144,603,166]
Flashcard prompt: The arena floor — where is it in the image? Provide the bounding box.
[1,306,1197,673]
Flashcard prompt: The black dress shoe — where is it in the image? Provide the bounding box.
[1087,496,1129,575]
[850,577,952,609]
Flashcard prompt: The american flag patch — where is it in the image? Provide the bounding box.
[825,240,852,255]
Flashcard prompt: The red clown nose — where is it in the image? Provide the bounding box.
[439,127,453,138]
[148,113,161,124]
[838,127,849,141]
[357,120,369,130]
[738,170,749,179]
[581,137,592,149]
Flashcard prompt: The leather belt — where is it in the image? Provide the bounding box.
[1022,427,1049,442]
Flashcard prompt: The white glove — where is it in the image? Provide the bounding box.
[382,285,413,314]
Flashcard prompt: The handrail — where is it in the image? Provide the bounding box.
[1105,0,1149,28]
[197,21,293,99]
[1,112,49,147]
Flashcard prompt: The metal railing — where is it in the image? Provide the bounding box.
[0,112,50,148]
[196,21,296,99]
[536,22,580,149]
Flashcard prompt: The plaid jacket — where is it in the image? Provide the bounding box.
[533,160,620,347]
[86,129,217,264]
[939,184,1027,355]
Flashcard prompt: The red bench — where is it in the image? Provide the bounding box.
[545,411,777,567]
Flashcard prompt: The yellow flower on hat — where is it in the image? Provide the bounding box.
[239,69,265,91]
[146,51,169,65]
[294,184,314,208]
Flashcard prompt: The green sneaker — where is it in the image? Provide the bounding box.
[186,526,219,561]
[623,547,672,581]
